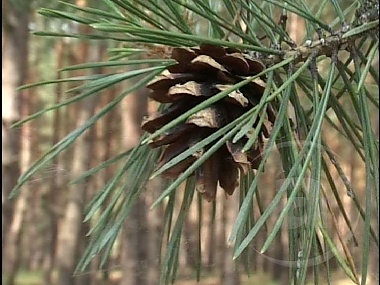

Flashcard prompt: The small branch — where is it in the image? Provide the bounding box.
[263,19,379,66]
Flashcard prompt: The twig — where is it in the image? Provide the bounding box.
[262,19,379,66]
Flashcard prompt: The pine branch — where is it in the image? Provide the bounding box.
[268,19,379,65]
[138,19,379,68]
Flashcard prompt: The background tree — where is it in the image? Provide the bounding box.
[2,1,31,284]
[4,1,379,285]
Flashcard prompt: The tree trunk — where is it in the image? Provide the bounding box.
[205,202,216,271]
[2,1,30,284]
[120,196,150,285]
[183,198,199,270]
[56,42,99,285]
[145,178,164,284]
[119,87,150,285]
[42,38,66,285]
[219,192,241,285]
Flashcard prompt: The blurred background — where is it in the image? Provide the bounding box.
[2,1,379,285]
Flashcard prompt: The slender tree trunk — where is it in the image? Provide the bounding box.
[21,11,45,273]
[183,198,199,270]
[177,188,190,272]
[2,1,30,284]
[205,202,216,271]
[89,84,117,284]
[75,218,92,285]
[2,0,28,245]
[119,87,150,285]
[215,191,225,275]
[219,192,241,285]
[43,38,66,285]
[145,178,164,284]
[26,181,44,271]
[120,196,150,285]
[56,41,99,285]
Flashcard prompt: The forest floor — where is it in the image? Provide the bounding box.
[6,270,359,285]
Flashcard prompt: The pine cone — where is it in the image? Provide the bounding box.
[142,44,276,201]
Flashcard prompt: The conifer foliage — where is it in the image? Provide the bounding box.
[11,0,379,284]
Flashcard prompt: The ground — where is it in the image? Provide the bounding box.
[4,270,359,285]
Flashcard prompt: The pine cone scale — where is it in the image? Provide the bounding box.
[142,44,277,201]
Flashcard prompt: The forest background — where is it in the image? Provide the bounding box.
[2,1,379,285]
